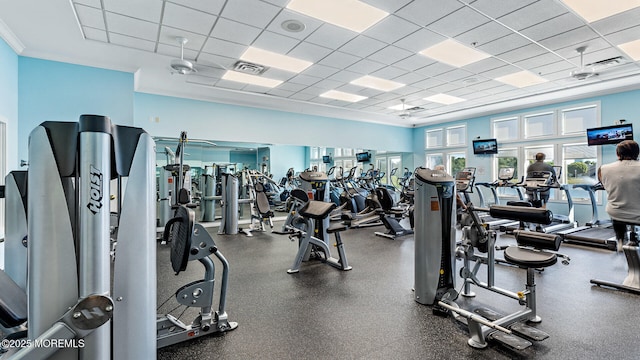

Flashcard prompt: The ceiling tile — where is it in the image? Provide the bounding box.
[288,42,333,63]
[197,52,237,69]
[185,76,215,86]
[305,23,358,49]
[318,51,361,69]
[363,15,421,44]
[83,27,108,42]
[415,62,457,77]
[103,0,163,23]
[591,7,640,35]
[105,12,159,42]
[393,28,446,53]
[393,54,435,72]
[368,45,413,65]
[302,64,340,78]
[605,25,640,46]
[159,26,207,50]
[371,66,407,80]
[266,88,295,97]
[162,2,217,36]
[109,32,156,52]
[539,26,600,51]
[426,6,490,38]
[252,31,301,54]
[496,43,547,63]
[531,60,575,77]
[201,37,247,59]
[395,1,464,27]
[468,0,538,19]
[289,92,316,101]
[519,12,584,42]
[156,43,198,59]
[478,33,532,56]
[361,0,414,13]
[345,59,387,74]
[215,79,249,91]
[76,4,105,30]
[393,67,433,84]
[265,9,324,41]
[289,74,323,86]
[434,69,475,83]
[339,35,388,58]
[74,0,101,8]
[278,82,309,92]
[480,64,522,78]
[328,70,362,83]
[168,0,225,15]
[463,57,509,73]
[455,21,513,48]
[261,67,296,80]
[497,0,569,31]
[210,18,261,45]
[219,0,280,28]
[515,52,565,71]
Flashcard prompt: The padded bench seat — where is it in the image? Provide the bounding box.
[504,247,558,268]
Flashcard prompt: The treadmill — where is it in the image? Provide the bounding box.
[557,183,617,250]
[475,167,525,229]
[500,166,577,234]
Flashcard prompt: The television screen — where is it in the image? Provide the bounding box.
[587,123,633,146]
[322,155,331,164]
[356,152,370,162]
[472,139,498,155]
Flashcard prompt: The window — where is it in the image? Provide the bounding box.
[449,152,466,176]
[426,153,443,169]
[563,143,597,201]
[525,145,555,170]
[524,112,554,138]
[561,105,598,135]
[310,147,319,160]
[426,129,443,148]
[494,148,521,199]
[493,117,518,141]
[447,126,466,147]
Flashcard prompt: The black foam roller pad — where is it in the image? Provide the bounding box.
[489,205,553,225]
[514,230,562,251]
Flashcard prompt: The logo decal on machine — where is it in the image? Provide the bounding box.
[87,165,103,214]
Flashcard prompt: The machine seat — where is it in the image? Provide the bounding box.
[299,200,337,220]
[504,247,557,268]
[0,271,27,328]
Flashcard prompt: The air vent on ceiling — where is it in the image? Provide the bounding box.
[233,61,268,75]
[586,56,625,67]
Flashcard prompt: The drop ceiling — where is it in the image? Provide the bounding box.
[1,0,640,127]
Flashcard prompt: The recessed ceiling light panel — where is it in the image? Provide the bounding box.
[320,90,367,102]
[419,39,490,68]
[240,46,312,73]
[495,71,548,88]
[560,0,640,22]
[351,75,405,91]
[287,0,388,33]
[618,39,640,61]
[424,93,466,105]
[222,70,283,88]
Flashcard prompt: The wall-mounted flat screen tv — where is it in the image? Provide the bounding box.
[356,152,371,162]
[322,155,332,163]
[472,139,498,155]
[587,123,633,146]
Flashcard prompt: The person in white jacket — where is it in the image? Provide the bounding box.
[598,140,640,250]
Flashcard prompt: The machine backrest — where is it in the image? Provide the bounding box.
[254,182,271,215]
[375,187,394,211]
[163,205,195,275]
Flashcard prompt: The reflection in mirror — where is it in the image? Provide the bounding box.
[154,137,270,224]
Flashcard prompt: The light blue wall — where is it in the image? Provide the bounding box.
[18,57,134,162]
[412,88,640,224]
[269,145,306,181]
[0,38,18,171]
[133,92,413,152]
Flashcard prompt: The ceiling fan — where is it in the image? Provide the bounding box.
[170,37,197,75]
[569,46,627,81]
[398,99,412,119]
